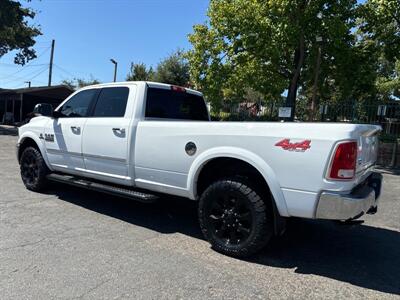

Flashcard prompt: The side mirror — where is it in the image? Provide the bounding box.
[33,103,54,117]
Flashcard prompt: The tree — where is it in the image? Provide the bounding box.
[61,76,100,90]
[360,0,400,62]
[188,0,359,119]
[0,0,41,65]
[359,0,400,102]
[126,62,154,81]
[153,50,190,86]
[376,59,400,101]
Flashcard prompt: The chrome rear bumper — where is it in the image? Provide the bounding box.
[315,172,382,220]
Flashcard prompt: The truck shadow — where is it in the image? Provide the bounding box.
[256,219,400,295]
[48,184,400,295]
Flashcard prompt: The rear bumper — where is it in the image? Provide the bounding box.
[315,172,382,220]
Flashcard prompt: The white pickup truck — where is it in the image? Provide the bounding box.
[17,81,383,257]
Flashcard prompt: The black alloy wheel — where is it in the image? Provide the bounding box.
[20,146,49,191]
[199,179,273,257]
[207,188,253,245]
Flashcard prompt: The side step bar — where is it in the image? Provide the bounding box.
[47,173,159,203]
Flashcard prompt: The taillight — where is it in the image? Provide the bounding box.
[328,141,357,180]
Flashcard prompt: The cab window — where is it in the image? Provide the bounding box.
[145,87,209,121]
[92,87,129,117]
[59,89,98,117]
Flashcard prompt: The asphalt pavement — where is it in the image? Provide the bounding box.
[0,134,399,299]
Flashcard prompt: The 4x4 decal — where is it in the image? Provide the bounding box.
[275,139,311,151]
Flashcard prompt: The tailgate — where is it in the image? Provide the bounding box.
[356,126,381,174]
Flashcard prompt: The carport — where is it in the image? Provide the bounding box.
[0,85,74,125]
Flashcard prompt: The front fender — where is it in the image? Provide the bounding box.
[187,146,289,217]
[18,131,53,171]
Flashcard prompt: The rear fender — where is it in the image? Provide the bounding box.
[187,146,289,217]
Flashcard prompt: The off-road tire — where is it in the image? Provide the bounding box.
[20,146,49,192]
[199,179,273,257]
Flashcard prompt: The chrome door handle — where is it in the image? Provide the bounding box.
[112,128,125,133]
[70,126,81,134]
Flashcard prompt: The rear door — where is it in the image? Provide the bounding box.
[134,85,209,193]
[81,86,134,184]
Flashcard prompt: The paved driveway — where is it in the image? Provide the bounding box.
[1,135,399,299]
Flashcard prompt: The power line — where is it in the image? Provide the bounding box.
[30,67,49,81]
[54,64,76,77]
[3,66,49,89]
[8,78,47,89]
[1,66,49,85]
[1,66,48,84]
[54,64,94,81]
[0,46,51,79]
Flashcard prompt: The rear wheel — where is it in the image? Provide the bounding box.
[20,146,49,192]
[199,179,273,257]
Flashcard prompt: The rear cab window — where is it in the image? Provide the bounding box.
[145,86,209,121]
[92,87,129,117]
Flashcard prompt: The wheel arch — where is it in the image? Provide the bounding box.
[187,147,289,217]
[18,133,52,170]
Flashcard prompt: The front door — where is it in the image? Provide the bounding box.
[81,86,132,184]
[44,89,99,172]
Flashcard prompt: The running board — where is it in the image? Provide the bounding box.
[47,173,158,203]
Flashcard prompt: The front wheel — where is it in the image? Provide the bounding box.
[20,146,49,192]
[199,179,273,257]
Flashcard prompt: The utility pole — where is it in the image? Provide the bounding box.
[24,81,31,88]
[48,39,55,86]
[110,59,117,82]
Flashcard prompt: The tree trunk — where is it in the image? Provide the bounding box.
[309,45,322,121]
[285,34,305,121]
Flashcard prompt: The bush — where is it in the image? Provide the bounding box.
[210,112,278,122]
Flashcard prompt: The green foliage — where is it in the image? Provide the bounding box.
[188,0,400,116]
[359,0,400,102]
[379,133,399,143]
[375,59,400,101]
[153,50,190,86]
[125,50,190,87]
[0,0,41,65]
[212,112,278,122]
[360,0,400,62]
[61,76,100,90]
[126,62,154,81]
[188,0,291,108]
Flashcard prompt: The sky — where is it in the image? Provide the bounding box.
[0,0,210,89]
